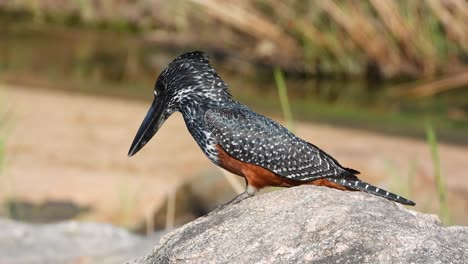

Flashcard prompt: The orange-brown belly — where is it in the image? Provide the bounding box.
[215,145,349,191]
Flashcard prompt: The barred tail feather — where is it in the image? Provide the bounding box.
[329,178,416,206]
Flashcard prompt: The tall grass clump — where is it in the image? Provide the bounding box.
[425,122,450,225]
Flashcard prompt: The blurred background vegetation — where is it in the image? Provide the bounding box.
[1,0,467,140]
[0,0,467,231]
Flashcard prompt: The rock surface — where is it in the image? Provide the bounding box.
[0,219,166,264]
[128,186,468,264]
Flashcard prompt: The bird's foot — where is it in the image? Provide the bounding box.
[211,186,258,213]
[227,191,255,205]
[211,192,252,213]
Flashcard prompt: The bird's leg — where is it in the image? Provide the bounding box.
[227,185,258,205]
[212,185,258,212]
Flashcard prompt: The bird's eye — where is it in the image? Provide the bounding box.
[154,80,165,97]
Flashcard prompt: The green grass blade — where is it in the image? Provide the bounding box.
[273,67,294,131]
[425,122,450,225]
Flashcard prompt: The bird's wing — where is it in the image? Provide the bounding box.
[205,107,355,181]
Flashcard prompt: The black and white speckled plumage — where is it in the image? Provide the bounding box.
[153,52,233,163]
[138,51,415,206]
[205,107,353,181]
[157,51,352,182]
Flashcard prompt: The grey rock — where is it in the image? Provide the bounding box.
[0,219,166,264]
[128,186,468,264]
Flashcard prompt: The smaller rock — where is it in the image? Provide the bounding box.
[0,218,166,264]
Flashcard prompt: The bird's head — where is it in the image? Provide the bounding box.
[128,51,231,156]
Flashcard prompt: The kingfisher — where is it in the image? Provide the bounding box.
[128,51,415,206]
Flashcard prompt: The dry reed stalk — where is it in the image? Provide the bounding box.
[189,0,302,59]
[446,0,468,53]
[404,1,439,77]
[316,0,404,77]
[396,71,468,97]
[449,0,468,23]
[427,0,468,52]
[368,0,425,74]
[352,2,404,72]
[294,19,345,59]
[273,0,347,65]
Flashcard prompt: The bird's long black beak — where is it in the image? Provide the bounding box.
[128,97,167,157]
